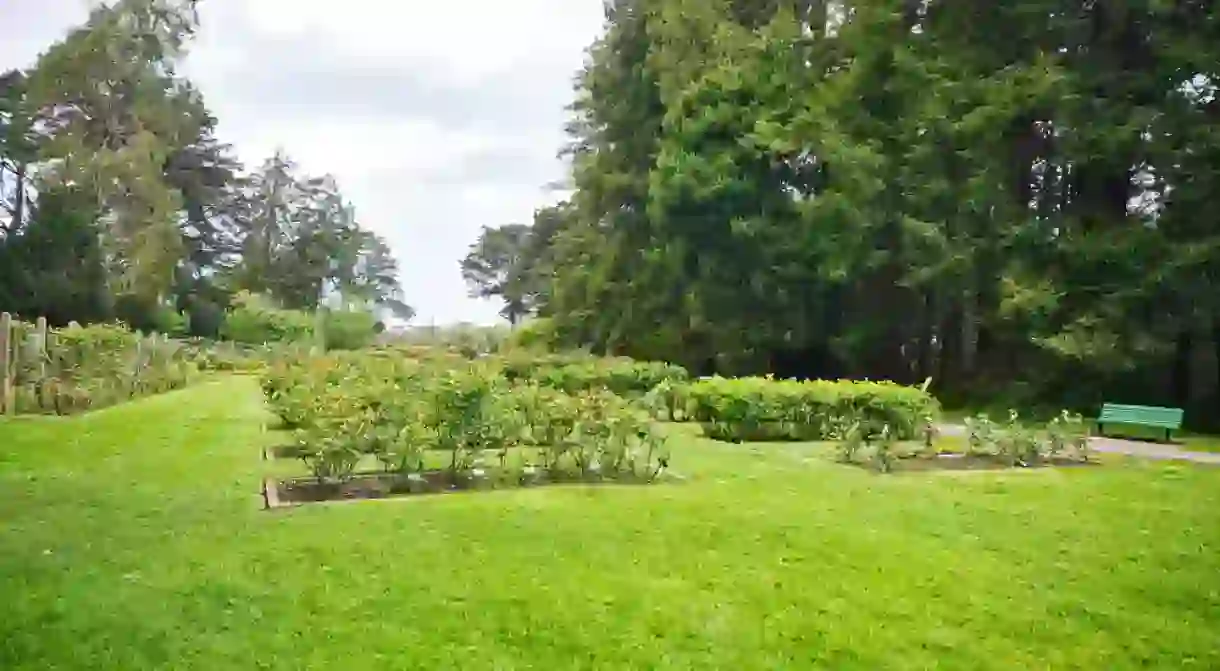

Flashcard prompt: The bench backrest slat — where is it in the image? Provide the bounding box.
[1098,403,1184,429]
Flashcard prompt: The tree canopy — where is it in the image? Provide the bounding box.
[0,0,411,335]
[466,0,1220,419]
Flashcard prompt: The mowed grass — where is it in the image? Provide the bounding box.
[2,379,1219,670]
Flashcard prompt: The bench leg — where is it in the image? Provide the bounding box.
[1165,428,1171,443]
[1097,423,1104,438]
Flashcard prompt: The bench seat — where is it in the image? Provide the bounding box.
[1097,403,1184,441]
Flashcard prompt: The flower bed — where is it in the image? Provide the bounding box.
[260,351,673,505]
[265,466,678,508]
[834,411,1094,473]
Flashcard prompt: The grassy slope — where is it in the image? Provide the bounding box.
[1,378,1218,670]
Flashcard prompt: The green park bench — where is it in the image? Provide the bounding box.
[1097,403,1184,442]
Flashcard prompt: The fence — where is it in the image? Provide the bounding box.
[0,312,191,416]
[0,313,41,416]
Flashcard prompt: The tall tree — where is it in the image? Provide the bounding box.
[24,0,202,298]
[0,70,37,236]
[0,0,414,332]
[531,0,1220,418]
[461,223,537,325]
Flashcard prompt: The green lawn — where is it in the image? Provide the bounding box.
[2,378,1219,670]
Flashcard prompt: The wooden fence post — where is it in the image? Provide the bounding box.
[37,317,52,413]
[0,312,12,416]
[35,316,48,382]
[313,308,327,354]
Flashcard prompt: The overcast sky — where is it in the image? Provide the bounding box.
[0,0,605,325]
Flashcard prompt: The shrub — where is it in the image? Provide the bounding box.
[965,414,999,456]
[321,309,380,351]
[964,410,1092,465]
[1048,410,1091,462]
[684,376,939,443]
[642,378,687,421]
[834,416,865,463]
[503,317,561,351]
[872,425,897,473]
[113,293,189,337]
[221,292,315,345]
[179,339,269,373]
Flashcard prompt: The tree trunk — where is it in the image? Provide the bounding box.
[960,282,979,382]
[1173,328,1192,409]
[1210,319,1220,423]
[804,0,828,35]
[938,301,960,390]
[12,162,26,232]
[902,0,922,30]
[917,289,938,382]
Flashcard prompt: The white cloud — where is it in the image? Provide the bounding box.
[234,0,599,79]
[1,0,606,325]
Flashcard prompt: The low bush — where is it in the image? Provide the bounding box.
[320,309,381,351]
[180,339,263,373]
[221,292,315,345]
[503,317,560,351]
[684,376,939,443]
[965,410,1091,466]
[179,338,316,375]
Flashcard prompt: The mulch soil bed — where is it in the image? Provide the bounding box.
[265,469,671,508]
[880,452,1099,473]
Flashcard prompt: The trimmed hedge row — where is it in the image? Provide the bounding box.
[499,353,689,397]
[684,376,939,442]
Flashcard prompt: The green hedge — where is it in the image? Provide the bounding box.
[499,353,689,396]
[220,292,315,345]
[684,376,939,442]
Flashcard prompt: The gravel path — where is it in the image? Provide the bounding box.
[937,424,1220,465]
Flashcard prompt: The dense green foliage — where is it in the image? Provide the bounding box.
[219,292,317,346]
[177,338,309,374]
[468,0,1220,425]
[320,309,383,351]
[684,375,938,442]
[500,352,689,396]
[0,1,411,334]
[3,378,1219,669]
[212,291,383,351]
[260,351,671,485]
[388,323,512,358]
[4,320,192,414]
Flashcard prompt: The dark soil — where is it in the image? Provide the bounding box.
[882,453,1100,473]
[272,468,668,506]
[265,443,300,460]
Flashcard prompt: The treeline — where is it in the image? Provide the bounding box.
[0,0,410,337]
[464,0,1220,419]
